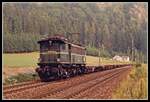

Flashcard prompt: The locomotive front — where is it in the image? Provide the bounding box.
[36,36,67,81]
[36,36,86,81]
[37,38,64,65]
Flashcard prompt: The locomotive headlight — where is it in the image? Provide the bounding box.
[57,58,60,62]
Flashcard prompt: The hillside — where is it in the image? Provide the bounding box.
[3,2,147,62]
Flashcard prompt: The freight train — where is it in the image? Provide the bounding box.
[35,36,131,81]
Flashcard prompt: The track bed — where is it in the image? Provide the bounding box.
[3,65,132,99]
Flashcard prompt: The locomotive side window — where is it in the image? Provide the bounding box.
[49,40,60,51]
[61,44,66,50]
[40,40,60,52]
[59,42,68,51]
[40,41,49,52]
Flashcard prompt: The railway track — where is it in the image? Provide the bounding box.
[3,65,131,99]
[3,78,70,99]
[3,81,46,94]
[64,67,131,99]
[13,67,118,99]
[33,66,130,99]
[3,80,41,90]
[42,66,130,99]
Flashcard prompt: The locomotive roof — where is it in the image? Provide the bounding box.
[38,36,85,49]
[38,36,67,43]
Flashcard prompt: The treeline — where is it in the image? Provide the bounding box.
[3,3,147,62]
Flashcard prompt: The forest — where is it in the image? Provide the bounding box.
[3,2,147,62]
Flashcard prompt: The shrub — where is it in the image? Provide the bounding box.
[86,46,111,58]
[86,46,99,56]
[4,73,39,85]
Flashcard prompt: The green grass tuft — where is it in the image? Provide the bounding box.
[3,73,39,85]
[112,64,147,99]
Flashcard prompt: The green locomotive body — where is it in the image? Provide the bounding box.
[36,36,86,81]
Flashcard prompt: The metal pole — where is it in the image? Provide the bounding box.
[99,43,100,66]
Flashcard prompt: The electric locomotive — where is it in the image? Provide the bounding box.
[36,36,86,81]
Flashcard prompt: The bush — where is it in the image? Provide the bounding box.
[86,46,111,58]
[4,73,39,85]
[86,46,99,56]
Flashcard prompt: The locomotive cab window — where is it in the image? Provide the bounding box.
[40,40,60,52]
[40,41,49,52]
[60,43,67,51]
[50,40,60,51]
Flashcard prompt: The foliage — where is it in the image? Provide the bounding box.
[4,73,39,85]
[86,46,99,56]
[3,3,147,62]
[86,46,111,58]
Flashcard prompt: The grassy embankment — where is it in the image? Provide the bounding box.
[112,64,147,99]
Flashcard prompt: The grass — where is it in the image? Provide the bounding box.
[3,52,39,68]
[112,63,148,99]
[3,73,39,85]
[3,52,131,68]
